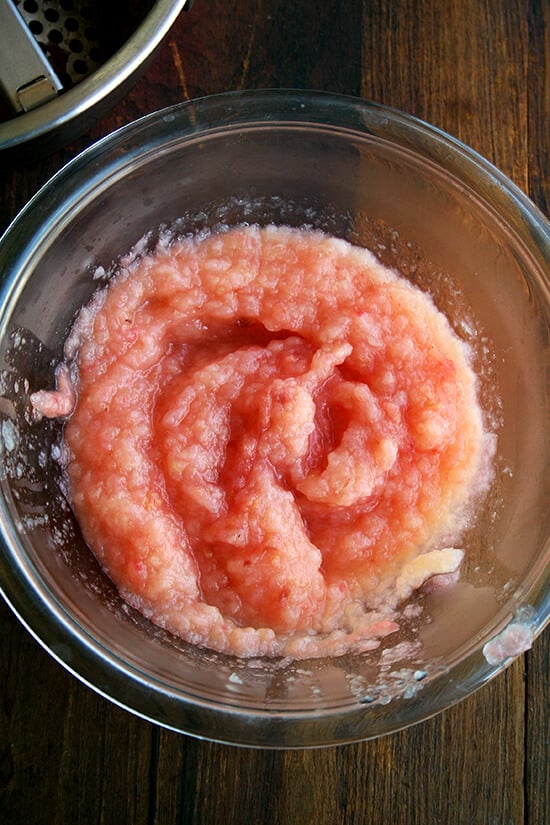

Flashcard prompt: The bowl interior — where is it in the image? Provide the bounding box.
[0,93,549,746]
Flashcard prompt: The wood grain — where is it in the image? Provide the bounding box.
[0,1,548,823]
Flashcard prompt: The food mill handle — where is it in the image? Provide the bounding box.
[0,0,62,113]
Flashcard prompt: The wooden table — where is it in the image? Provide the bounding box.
[1,1,548,822]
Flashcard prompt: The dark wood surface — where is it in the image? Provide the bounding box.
[1,1,549,823]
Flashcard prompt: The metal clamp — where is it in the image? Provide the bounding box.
[0,0,62,113]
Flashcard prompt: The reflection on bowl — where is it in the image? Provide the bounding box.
[0,90,549,747]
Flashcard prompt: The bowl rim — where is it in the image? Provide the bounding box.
[0,89,549,747]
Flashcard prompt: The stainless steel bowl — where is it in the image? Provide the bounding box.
[0,90,549,747]
[0,0,188,156]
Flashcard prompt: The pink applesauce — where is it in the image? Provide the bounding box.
[32,226,493,658]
